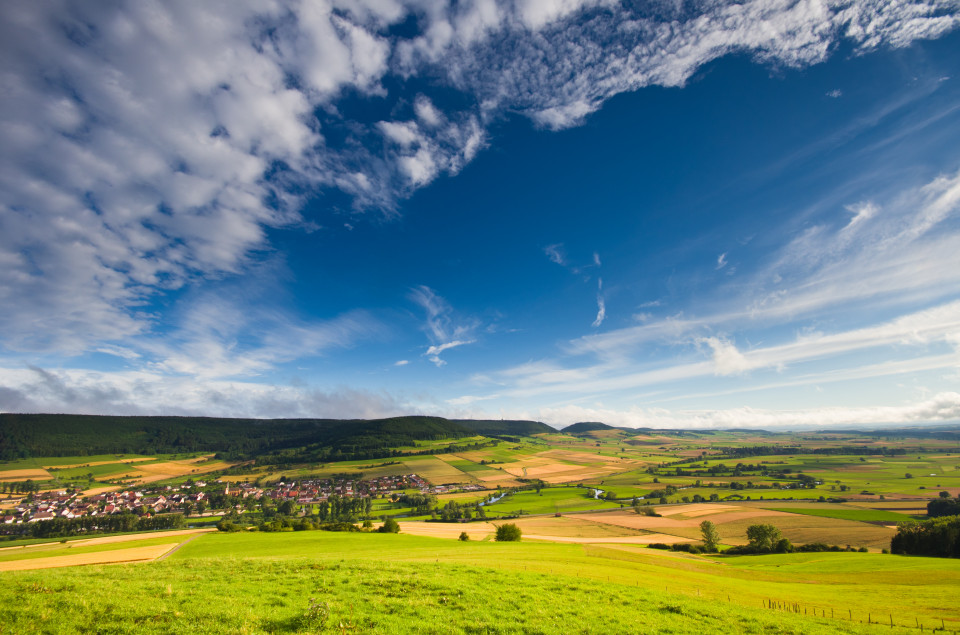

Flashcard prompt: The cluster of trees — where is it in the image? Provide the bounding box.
[891,516,960,558]
[218,515,401,534]
[435,500,487,522]
[3,513,184,540]
[723,524,794,555]
[719,445,906,458]
[927,494,960,518]
[397,493,436,516]
[0,480,41,495]
[312,495,373,522]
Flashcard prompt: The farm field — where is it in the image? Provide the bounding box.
[2,529,957,633]
[567,504,899,550]
[0,529,211,571]
[0,452,231,494]
[481,486,623,515]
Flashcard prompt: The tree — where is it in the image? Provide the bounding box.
[495,523,522,542]
[700,520,720,552]
[458,531,470,541]
[377,517,400,533]
[746,524,782,552]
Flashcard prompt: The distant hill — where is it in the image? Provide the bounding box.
[0,413,544,461]
[562,421,615,433]
[455,419,553,436]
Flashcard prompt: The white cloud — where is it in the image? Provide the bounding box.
[544,243,566,266]
[409,286,480,366]
[394,359,410,366]
[716,253,728,270]
[533,391,960,429]
[2,0,957,364]
[592,278,606,327]
[0,365,408,419]
[425,340,476,366]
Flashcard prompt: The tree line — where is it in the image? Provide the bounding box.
[1,512,185,540]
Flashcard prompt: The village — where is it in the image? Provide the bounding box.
[1,473,485,527]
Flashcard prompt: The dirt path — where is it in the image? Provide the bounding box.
[155,533,206,561]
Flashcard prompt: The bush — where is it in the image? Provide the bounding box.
[647,543,671,550]
[636,506,661,517]
[670,543,703,554]
[458,531,469,541]
[494,523,522,542]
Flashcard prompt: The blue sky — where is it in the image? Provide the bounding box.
[2,1,960,428]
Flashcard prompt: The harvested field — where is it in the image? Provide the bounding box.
[395,518,691,545]
[567,508,793,533]
[656,504,731,517]
[0,468,51,481]
[0,544,175,571]
[120,457,231,485]
[397,521,496,541]
[570,507,896,550]
[401,456,472,484]
[41,457,154,470]
[540,450,626,464]
[523,533,693,544]
[494,450,635,484]
[510,516,644,539]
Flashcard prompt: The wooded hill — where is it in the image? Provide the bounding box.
[0,413,552,461]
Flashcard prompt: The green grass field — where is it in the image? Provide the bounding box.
[1,530,957,633]
[483,487,623,515]
[764,507,921,523]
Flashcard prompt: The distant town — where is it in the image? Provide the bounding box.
[2,474,486,528]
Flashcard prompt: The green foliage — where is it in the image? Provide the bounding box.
[6,513,184,540]
[891,515,960,558]
[302,597,330,630]
[928,496,960,518]
[0,413,533,462]
[700,520,720,552]
[378,517,400,534]
[746,524,783,552]
[458,531,470,541]
[494,523,521,541]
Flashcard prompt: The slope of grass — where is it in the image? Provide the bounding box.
[0,552,904,634]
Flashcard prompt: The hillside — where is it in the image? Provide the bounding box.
[455,419,553,436]
[562,421,616,433]
[0,414,537,461]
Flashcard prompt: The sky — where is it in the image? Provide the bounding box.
[2,0,960,430]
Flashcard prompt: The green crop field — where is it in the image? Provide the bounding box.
[482,486,623,515]
[764,506,921,523]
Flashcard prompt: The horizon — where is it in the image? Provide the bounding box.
[2,2,960,430]
[5,411,960,435]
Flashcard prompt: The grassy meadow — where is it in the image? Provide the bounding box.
[3,529,959,633]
